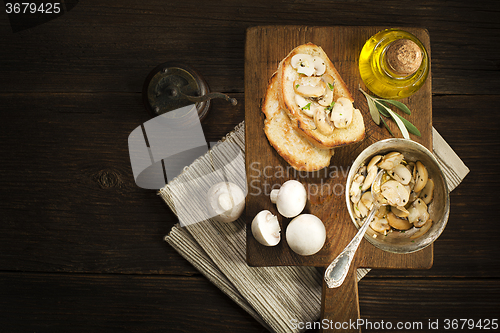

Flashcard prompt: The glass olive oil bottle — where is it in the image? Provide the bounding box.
[359,29,429,99]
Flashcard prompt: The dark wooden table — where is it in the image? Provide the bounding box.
[1,1,499,332]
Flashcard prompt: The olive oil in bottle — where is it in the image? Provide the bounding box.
[359,28,429,99]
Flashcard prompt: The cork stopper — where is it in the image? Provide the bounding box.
[386,39,423,76]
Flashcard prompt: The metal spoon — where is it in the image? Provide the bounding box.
[324,170,387,288]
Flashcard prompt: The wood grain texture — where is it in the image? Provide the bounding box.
[245,26,432,269]
[0,0,499,332]
[0,92,242,275]
[319,278,500,332]
[0,93,498,276]
[244,25,433,330]
[370,94,500,278]
[0,272,265,333]
[1,272,498,333]
[0,1,498,95]
[321,268,360,333]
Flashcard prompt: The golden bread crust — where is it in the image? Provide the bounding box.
[277,43,365,149]
[262,74,334,172]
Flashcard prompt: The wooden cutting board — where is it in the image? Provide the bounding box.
[244,26,432,332]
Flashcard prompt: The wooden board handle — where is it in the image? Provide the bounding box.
[320,267,360,333]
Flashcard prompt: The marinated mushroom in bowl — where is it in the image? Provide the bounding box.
[350,150,437,241]
[346,139,449,254]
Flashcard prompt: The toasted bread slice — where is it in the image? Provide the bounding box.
[263,74,334,172]
[277,43,365,149]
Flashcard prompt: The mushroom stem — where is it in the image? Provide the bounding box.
[251,210,281,246]
[206,182,245,223]
[270,189,279,204]
[218,193,233,212]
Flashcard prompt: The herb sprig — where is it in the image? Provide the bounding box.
[359,86,421,140]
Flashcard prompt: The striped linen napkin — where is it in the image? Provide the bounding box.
[161,122,468,333]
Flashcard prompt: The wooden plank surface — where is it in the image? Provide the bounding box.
[0,93,498,277]
[0,272,266,333]
[0,1,499,95]
[245,26,432,269]
[0,1,499,332]
[1,272,498,332]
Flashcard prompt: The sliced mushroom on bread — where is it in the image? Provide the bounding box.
[262,73,334,172]
[277,43,365,149]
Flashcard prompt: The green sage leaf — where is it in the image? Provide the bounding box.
[394,113,421,137]
[386,108,410,139]
[359,87,380,125]
[380,99,412,115]
[359,86,421,139]
[380,116,395,137]
[374,100,390,117]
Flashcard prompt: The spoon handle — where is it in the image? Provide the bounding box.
[324,207,378,288]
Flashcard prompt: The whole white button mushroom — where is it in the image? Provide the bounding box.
[286,214,326,256]
[270,180,307,218]
[251,210,281,246]
[206,182,245,223]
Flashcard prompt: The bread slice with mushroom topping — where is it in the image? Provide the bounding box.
[277,43,365,149]
[262,73,334,172]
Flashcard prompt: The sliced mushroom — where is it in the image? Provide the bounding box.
[295,95,314,117]
[408,175,416,192]
[330,97,353,128]
[408,190,421,205]
[381,180,410,207]
[386,211,413,231]
[389,164,412,185]
[350,174,365,204]
[378,152,404,170]
[413,161,429,192]
[419,178,434,205]
[370,217,391,233]
[375,205,389,218]
[291,54,315,76]
[314,106,334,135]
[294,76,326,97]
[406,161,415,175]
[410,219,433,239]
[367,155,382,170]
[407,198,430,227]
[361,166,377,191]
[358,165,367,177]
[391,205,410,218]
[317,74,334,106]
[354,200,368,218]
[360,191,374,210]
[251,210,281,246]
[312,56,326,76]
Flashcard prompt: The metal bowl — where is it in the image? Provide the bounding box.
[345,139,450,254]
